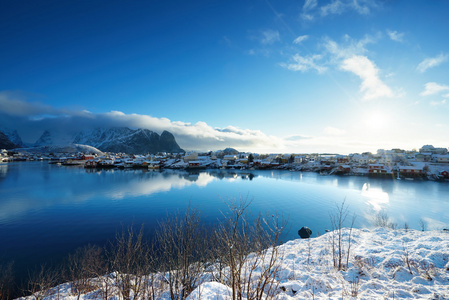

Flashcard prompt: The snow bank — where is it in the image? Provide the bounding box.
[18,228,449,299]
[268,228,449,299]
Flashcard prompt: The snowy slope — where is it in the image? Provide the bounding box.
[17,144,104,155]
[17,228,449,300]
[73,127,183,154]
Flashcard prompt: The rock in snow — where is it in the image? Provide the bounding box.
[298,226,312,239]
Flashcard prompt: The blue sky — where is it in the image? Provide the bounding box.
[1,0,449,153]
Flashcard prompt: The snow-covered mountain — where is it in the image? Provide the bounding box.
[2,127,184,154]
[0,127,23,147]
[0,131,18,149]
[34,130,53,146]
[73,127,184,154]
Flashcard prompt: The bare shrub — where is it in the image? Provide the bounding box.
[156,205,211,300]
[373,211,397,229]
[417,260,437,281]
[349,275,360,297]
[66,244,106,299]
[328,199,356,270]
[402,243,413,275]
[0,261,14,300]
[26,264,59,300]
[212,197,286,300]
[419,219,427,231]
[403,222,409,232]
[108,224,150,300]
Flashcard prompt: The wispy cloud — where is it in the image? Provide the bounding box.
[301,0,318,20]
[387,30,404,42]
[430,99,447,106]
[340,55,393,100]
[0,91,63,117]
[321,0,345,16]
[293,35,309,44]
[302,0,379,20]
[303,0,318,11]
[260,30,280,45]
[420,82,449,96]
[321,35,395,100]
[282,34,395,100]
[417,53,448,73]
[323,34,377,59]
[280,53,327,73]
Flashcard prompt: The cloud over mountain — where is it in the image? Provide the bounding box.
[0,92,288,152]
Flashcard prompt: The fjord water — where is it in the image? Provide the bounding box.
[1,161,449,278]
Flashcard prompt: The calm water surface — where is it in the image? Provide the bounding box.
[1,161,449,277]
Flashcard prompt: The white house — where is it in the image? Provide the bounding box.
[351,154,370,164]
[183,152,198,162]
[223,155,237,161]
[433,154,449,163]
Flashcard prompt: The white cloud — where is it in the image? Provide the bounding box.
[351,0,377,15]
[301,0,379,20]
[417,53,448,73]
[260,30,280,45]
[300,13,314,21]
[321,0,345,16]
[280,53,327,73]
[0,91,63,117]
[420,82,449,96]
[323,34,377,60]
[0,93,291,152]
[303,0,318,11]
[430,99,447,106]
[293,35,309,44]
[387,30,404,42]
[324,126,346,136]
[340,55,393,100]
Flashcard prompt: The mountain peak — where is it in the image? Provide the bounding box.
[73,127,184,154]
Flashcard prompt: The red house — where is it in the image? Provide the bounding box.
[440,170,449,178]
[81,155,95,160]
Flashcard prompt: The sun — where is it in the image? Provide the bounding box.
[364,111,388,130]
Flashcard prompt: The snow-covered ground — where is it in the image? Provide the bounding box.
[19,228,449,299]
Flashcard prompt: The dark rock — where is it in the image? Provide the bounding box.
[298,226,312,239]
[160,130,183,153]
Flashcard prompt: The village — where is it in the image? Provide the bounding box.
[1,144,449,181]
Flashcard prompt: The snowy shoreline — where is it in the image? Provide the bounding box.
[18,228,449,300]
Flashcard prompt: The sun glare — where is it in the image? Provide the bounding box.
[365,111,388,130]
